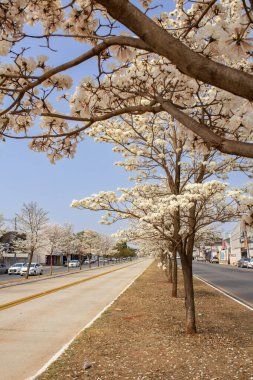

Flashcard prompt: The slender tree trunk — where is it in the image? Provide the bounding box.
[26,250,34,279]
[97,255,100,267]
[171,251,177,298]
[181,255,196,334]
[79,253,82,270]
[167,255,172,284]
[67,254,70,272]
[50,248,53,275]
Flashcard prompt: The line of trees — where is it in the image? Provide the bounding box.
[0,203,131,279]
[72,114,253,334]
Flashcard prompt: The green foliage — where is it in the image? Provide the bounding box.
[114,241,136,258]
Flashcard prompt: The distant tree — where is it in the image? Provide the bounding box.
[115,241,136,258]
[44,224,67,275]
[16,202,49,279]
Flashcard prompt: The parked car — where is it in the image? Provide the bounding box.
[246,258,253,269]
[196,256,206,262]
[8,262,25,275]
[237,258,251,268]
[68,260,80,268]
[0,263,9,274]
[210,256,219,264]
[20,263,43,276]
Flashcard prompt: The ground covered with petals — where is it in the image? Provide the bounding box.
[39,263,253,380]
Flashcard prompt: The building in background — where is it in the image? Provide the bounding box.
[230,222,253,265]
[219,232,231,265]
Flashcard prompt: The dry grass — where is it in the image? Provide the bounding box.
[39,263,253,380]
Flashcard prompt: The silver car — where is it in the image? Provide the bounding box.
[247,258,253,269]
[8,262,25,275]
[20,263,43,276]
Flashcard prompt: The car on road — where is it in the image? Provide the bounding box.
[196,257,206,262]
[246,258,253,269]
[20,263,43,276]
[8,262,25,275]
[210,256,219,264]
[68,260,80,268]
[0,263,9,274]
[237,258,251,268]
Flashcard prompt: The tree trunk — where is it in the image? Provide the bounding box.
[50,248,53,275]
[26,250,34,279]
[67,254,70,272]
[167,255,172,284]
[79,253,82,270]
[171,251,177,298]
[181,255,197,334]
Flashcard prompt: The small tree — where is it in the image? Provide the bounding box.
[16,202,49,279]
[44,224,67,275]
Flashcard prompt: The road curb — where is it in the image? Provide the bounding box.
[27,259,153,380]
[193,274,253,311]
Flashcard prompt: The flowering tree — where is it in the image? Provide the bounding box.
[72,180,243,333]
[15,202,49,279]
[44,223,68,274]
[0,1,253,159]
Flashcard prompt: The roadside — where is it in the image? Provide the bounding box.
[0,260,133,289]
[39,262,253,380]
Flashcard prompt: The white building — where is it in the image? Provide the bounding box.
[230,222,253,265]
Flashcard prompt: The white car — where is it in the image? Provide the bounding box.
[68,260,80,268]
[8,262,25,275]
[247,258,253,269]
[20,263,43,276]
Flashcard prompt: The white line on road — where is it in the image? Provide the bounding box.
[194,274,253,312]
[27,259,153,380]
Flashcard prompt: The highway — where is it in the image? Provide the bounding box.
[193,262,253,308]
[0,259,152,380]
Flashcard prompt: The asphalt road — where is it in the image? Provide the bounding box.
[0,261,120,282]
[0,259,152,380]
[193,262,253,308]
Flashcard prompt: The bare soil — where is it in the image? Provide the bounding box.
[39,262,253,380]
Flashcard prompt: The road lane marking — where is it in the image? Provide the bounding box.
[0,261,142,312]
[27,259,153,380]
[194,274,253,311]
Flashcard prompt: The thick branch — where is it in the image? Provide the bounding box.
[97,0,253,101]
[158,97,253,158]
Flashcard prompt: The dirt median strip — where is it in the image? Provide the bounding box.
[38,262,253,380]
[0,261,141,312]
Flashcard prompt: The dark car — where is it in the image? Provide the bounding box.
[0,263,9,274]
[210,256,219,264]
[237,258,250,268]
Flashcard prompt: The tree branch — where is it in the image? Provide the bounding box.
[157,96,253,158]
[97,0,253,101]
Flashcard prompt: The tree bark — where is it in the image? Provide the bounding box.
[25,250,34,280]
[97,0,253,101]
[159,98,253,159]
[167,255,172,284]
[171,251,178,298]
[181,255,197,334]
[50,251,53,275]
